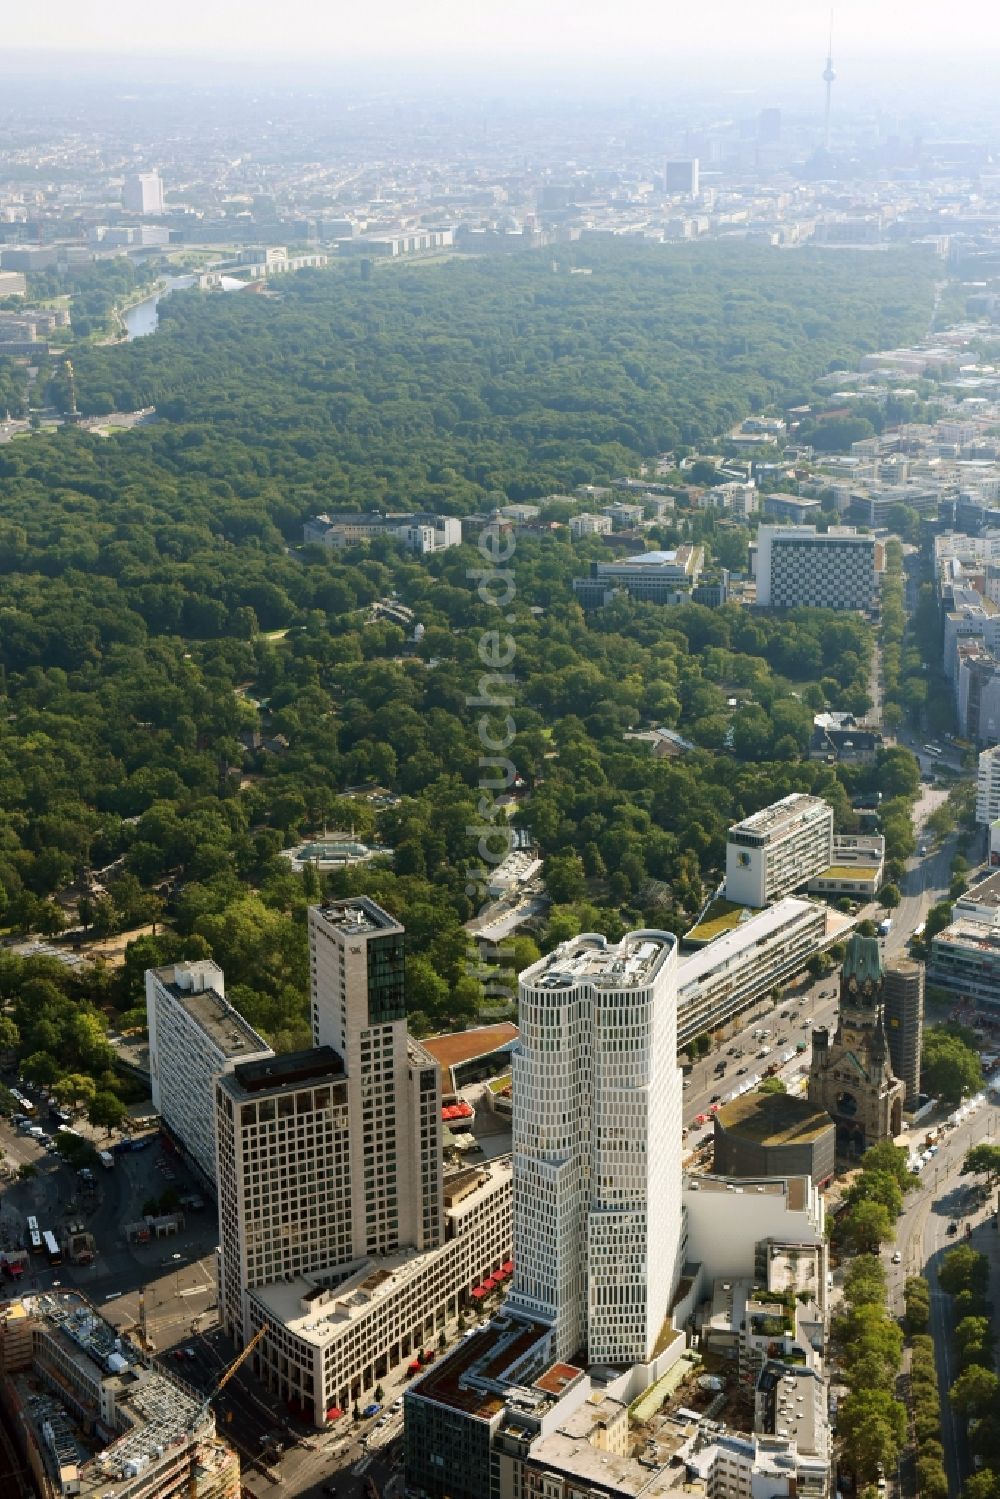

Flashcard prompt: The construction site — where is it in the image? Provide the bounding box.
[0,1291,242,1499]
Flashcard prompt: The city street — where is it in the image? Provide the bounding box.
[681,831,955,1145]
[888,1095,1000,1497]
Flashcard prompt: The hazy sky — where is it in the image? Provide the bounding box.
[8,0,997,62]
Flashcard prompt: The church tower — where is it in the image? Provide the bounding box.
[808,933,905,1157]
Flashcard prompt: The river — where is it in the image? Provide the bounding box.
[123,275,195,340]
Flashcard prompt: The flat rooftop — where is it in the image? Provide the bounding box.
[250,1160,513,1349]
[523,930,675,994]
[728,793,830,841]
[686,1173,809,1213]
[231,1045,344,1094]
[410,1314,552,1421]
[169,982,271,1060]
[678,898,823,989]
[314,895,403,935]
[934,918,1000,950]
[422,1023,519,1072]
[9,1293,211,1497]
[529,1425,675,1496]
[957,869,1000,910]
[716,1091,834,1148]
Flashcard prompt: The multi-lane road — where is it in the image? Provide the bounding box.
[887,1093,1000,1498]
[681,826,957,1147]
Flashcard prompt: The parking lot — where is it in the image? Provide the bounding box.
[0,1076,220,1341]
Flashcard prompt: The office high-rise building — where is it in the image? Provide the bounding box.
[508,928,683,1366]
[308,897,443,1257]
[665,158,700,195]
[122,171,164,215]
[884,959,924,1109]
[212,898,507,1424]
[217,897,443,1341]
[216,1047,354,1337]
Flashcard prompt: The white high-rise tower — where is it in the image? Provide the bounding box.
[508,928,683,1365]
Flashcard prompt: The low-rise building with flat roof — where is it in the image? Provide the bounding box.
[682,1174,827,1305]
[928,917,1000,1006]
[953,868,1000,927]
[677,897,828,1047]
[422,1023,519,1097]
[807,833,885,899]
[572,546,704,608]
[712,1091,836,1186]
[246,1155,512,1425]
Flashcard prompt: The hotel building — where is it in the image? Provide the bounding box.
[509,928,683,1366]
[725,794,834,908]
[212,899,511,1425]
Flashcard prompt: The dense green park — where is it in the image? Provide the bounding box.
[0,241,939,1089]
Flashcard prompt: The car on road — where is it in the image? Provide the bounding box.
[391,1397,402,1412]
[736,1066,747,1075]
[362,1403,381,1418]
[891,1251,902,1264]
[947,1221,959,1236]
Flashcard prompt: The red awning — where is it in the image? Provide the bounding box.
[501,1259,514,1274]
[326,1407,343,1420]
[470,1285,489,1299]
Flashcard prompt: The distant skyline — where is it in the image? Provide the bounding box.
[3,0,997,65]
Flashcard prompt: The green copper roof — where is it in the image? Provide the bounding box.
[842,933,884,985]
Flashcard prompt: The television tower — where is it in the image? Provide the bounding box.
[822,12,836,151]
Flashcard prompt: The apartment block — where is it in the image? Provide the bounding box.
[677,897,827,1047]
[569,510,613,538]
[146,960,272,1186]
[725,793,834,908]
[510,928,683,1365]
[755,526,877,611]
[928,918,1000,1006]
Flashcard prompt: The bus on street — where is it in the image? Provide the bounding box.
[42,1231,61,1267]
[26,1216,43,1255]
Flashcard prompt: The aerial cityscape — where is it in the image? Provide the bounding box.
[0,5,999,1499]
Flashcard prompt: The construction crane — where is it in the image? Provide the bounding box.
[187,1323,269,1499]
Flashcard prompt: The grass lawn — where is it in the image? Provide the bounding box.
[686,898,750,944]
